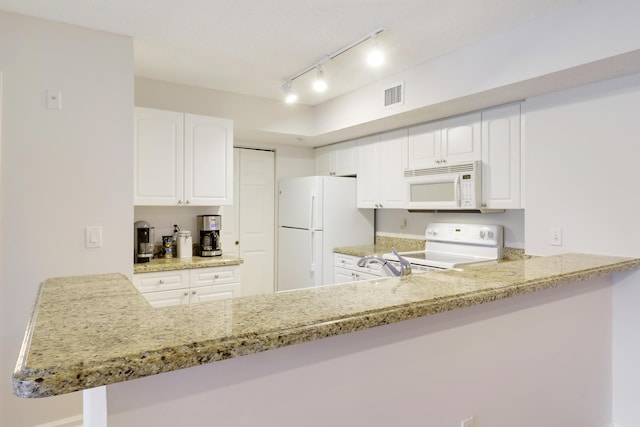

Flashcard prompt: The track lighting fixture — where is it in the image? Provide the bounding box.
[367,33,384,67]
[282,27,385,103]
[282,81,298,104]
[312,66,327,92]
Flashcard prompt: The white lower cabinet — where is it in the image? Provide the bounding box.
[133,266,241,307]
[189,267,241,303]
[333,253,387,284]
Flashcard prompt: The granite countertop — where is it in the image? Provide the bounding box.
[133,255,243,274]
[13,253,640,398]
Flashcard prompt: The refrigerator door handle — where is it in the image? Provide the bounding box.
[310,231,315,273]
[310,194,315,230]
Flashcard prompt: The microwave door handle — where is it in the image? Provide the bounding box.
[454,174,461,207]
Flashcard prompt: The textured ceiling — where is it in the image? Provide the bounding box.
[0,0,585,105]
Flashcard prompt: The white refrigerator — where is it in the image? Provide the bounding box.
[277,176,374,291]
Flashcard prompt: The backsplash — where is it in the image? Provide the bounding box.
[376,233,530,261]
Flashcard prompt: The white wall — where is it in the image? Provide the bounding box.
[524,73,640,257]
[523,73,640,426]
[107,276,613,427]
[0,11,134,427]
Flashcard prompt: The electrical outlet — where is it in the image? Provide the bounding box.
[461,416,475,427]
[549,227,563,246]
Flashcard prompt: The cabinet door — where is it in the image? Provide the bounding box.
[378,129,408,209]
[134,107,184,206]
[334,266,357,284]
[356,135,381,208]
[481,104,521,209]
[441,112,481,164]
[190,283,240,303]
[142,289,190,307]
[332,140,357,176]
[315,146,333,176]
[184,114,233,206]
[407,121,441,169]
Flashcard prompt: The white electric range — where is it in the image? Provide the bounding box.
[383,223,504,271]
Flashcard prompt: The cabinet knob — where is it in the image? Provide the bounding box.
[186,200,191,205]
[235,241,239,245]
[192,290,197,295]
[183,291,189,296]
[214,274,219,279]
[481,203,487,208]
[159,279,164,284]
[177,200,183,205]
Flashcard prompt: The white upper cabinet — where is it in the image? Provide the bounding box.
[481,103,522,209]
[184,113,233,205]
[315,140,357,176]
[134,107,233,206]
[407,112,481,169]
[134,108,184,205]
[356,129,408,209]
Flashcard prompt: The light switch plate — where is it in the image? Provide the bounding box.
[46,89,62,110]
[85,226,102,248]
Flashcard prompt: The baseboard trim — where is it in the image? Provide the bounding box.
[34,414,82,427]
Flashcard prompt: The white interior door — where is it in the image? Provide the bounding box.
[221,149,240,256]
[238,149,275,296]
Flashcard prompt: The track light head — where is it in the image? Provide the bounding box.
[282,81,298,104]
[312,66,328,92]
[367,33,384,67]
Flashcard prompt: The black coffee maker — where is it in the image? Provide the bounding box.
[134,220,155,263]
[198,215,221,256]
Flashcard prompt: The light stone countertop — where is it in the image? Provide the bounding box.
[13,253,640,398]
[133,255,243,274]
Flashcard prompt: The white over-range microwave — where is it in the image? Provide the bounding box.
[404,160,496,212]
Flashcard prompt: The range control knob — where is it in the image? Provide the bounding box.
[479,230,486,238]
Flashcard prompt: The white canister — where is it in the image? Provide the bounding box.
[177,231,192,259]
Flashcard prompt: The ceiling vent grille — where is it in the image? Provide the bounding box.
[384,81,404,108]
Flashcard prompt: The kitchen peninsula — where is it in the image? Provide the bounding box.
[13,254,640,426]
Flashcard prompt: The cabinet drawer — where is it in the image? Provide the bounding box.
[189,266,240,287]
[334,253,358,268]
[132,270,189,293]
[334,253,385,276]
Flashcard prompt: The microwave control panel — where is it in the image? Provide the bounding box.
[459,173,475,207]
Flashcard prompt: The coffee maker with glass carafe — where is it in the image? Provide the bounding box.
[134,220,155,263]
[197,215,222,256]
